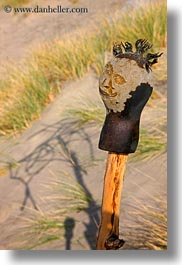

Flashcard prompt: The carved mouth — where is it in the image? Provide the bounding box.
[99,86,118,98]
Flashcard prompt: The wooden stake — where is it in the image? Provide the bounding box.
[96,153,128,250]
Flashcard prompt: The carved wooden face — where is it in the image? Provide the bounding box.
[99,40,162,153]
[99,58,153,113]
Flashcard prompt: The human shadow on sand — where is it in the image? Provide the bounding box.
[8,118,101,249]
[64,217,75,250]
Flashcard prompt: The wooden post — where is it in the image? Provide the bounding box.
[96,153,128,250]
[97,40,162,250]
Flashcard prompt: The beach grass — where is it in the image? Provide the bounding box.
[123,196,167,250]
[13,172,167,250]
[0,0,30,7]
[14,171,89,249]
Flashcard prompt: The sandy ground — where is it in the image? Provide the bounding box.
[0,73,167,250]
[0,0,167,250]
[0,0,126,64]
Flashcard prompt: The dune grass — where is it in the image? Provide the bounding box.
[114,0,167,49]
[0,0,30,7]
[14,171,90,249]
[66,101,105,127]
[14,171,167,250]
[0,67,59,134]
[133,128,166,161]
[123,196,167,250]
[0,0,167,135]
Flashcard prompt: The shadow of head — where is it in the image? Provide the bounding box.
[64,217,75,238]
[64,217,75,250]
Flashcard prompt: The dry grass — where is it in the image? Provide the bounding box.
[0,0,30,7]
[0,0,167,135]
[133,93,167,160]
[16,212,65,249]
[48,171,91,212]
[14,171,89,249]
[66,100,105,127]
[123,196,167,250]
[0,66,59,134]
[113,0,167,49]
[13,172,167,250]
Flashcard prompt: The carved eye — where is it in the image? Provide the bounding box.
[113,74,126,85]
